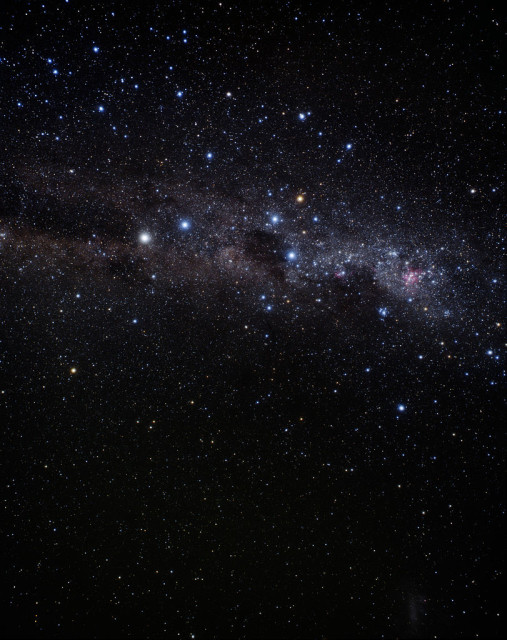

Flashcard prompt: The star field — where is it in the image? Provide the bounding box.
[0,1,504,638]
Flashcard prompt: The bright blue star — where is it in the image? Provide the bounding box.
[180,220,190,230]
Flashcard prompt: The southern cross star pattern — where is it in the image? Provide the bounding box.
[0,2,504,639]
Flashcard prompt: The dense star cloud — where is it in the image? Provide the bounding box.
[0,2,504,639]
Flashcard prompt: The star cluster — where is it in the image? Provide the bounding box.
[0,2,504,639]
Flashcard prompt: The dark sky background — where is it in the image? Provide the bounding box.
[0,1,504,638]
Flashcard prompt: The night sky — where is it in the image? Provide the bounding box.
[0,1,504,638]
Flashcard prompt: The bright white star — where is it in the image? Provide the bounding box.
[139,232,152,244]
